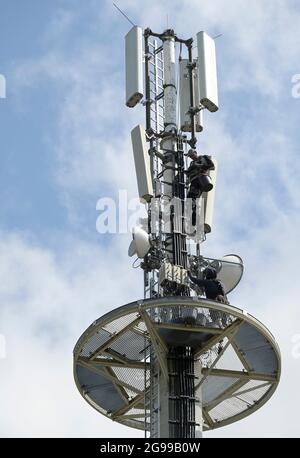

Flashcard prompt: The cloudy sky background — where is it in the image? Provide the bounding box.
[0,0,300,437]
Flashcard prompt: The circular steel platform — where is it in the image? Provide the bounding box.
[73,297,281,432]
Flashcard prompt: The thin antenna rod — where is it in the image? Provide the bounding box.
[113,3,136,27]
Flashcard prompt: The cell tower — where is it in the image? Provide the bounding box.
[73,26,281,438]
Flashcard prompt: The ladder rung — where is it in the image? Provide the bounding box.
[155,92,164,101]
[154,45,163,55]
[150,71,163,80]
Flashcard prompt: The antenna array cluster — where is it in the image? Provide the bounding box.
[73,25,281,439]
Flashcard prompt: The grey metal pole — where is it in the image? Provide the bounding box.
[156,31,178,438]
[161,31,177,265]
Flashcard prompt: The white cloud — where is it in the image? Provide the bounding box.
[0,231,144,437]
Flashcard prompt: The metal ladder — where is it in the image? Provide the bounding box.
[143,332,161,438]
[144,38,165,303]
[143,40,166,438]
[148,346,161,438]
[149,39,165,136]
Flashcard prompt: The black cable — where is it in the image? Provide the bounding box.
[113,3,136,26]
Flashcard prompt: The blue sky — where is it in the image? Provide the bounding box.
[0,0,300,437]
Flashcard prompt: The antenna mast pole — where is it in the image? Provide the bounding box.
[162,30,177,263]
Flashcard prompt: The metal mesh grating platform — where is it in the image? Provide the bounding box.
[73,297,281,431]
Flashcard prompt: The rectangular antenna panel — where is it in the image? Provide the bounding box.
[179,59,203,132]
[125,26,143,108]
[181,268,188,285]
[203,156,217,233]
[131,124,153,202]
[173,266,182,284]
[197,32,219,112]
[159,262,173,287]
[159,263,188,287]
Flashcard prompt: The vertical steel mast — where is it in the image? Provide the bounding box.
[137,28,202,438]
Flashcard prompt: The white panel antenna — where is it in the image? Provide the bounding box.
[179,59,203,132]
[125,26,143,107]
[197,31,219,112]
[131,124,153,202]
[203,156,217,233]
